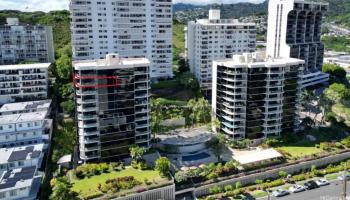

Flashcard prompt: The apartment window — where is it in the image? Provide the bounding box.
[0,192,5,199]
[9,162,15,168]
[34,122,39,126]
[18,161,24,167]
[27,123,32,127]
[19,124,22,128]
[9,190,17,197]
[23,133,27,137]
[8,125,12,128]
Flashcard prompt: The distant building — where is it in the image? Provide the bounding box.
[0,111,52,148]
[324,51,350,68]
[73,54,151,162]
[266,0,329,88]
[212,52,304,140]
[0,166,42,200]
[0,18,54,65]
[186,9,256,90]
[69,0,173,80]
[0,99,51,116]
[0,63,49,105]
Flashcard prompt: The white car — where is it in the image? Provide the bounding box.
[272,189,290,197]
[316,178,330,186]
[337,174,350,181]
[289,184,306,193]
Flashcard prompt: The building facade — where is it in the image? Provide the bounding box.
[0,166,42,200]
[0,143,44,173]
[266,0,329,88]
[0,99,51,116]
[0,111,52,148]
[212,52,304,140]
[186,9,256,89]
[69,0,173,80]
[74,54,151,162]
[0,63,49,105]
[0,18,54,65]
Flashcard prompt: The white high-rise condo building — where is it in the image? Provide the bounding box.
[212,52,304,140]
[0,63,50,105]
[0,18,54,65]
[267,0,329,88]
[70,0,173,80]
[73,54,151,162]
[186,9,256,90]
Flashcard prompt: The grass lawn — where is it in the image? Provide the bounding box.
[251,190,268,198]
[71,167,168,198]
[276,146,323,158]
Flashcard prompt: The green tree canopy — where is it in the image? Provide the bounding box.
[55,54,72,80]
[49,177,78,200]
[129,145,145,162]
[324,83,350,103]
[155,157,171,177]
[322,63,346,79]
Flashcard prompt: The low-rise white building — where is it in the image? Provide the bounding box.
[0,63,49,105]
[0,144,44,173]
[0,111,52,148]
[0,100,51,116]
[186,9,256,90]
[0,166,42,200]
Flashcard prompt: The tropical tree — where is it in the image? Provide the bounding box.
[55,54,72,80]
[49,177,78,200]
[206,136,225,161]
[129,145,145,163]
[155,157,171,177]
[178,71,199,90]
[150,99,164,141]
[187,98,211,126]
[324,83,349,103]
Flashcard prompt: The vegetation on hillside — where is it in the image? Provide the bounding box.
[173,20,186,66]
[322,36,350,53]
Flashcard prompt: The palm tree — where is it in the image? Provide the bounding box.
[150,99,163,142]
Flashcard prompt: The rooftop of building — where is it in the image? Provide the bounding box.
[0,143,44,164]
[294,0,329,6]
[0,100,51,114]
[232,148,283,165]
[190,9,255,26]
[0,166,37,191]
[214,52,305,67]
[157,126,214,146]
[73,54,150,70]
[0,63,50,70]
[0,111,47,125]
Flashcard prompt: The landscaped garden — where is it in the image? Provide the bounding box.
[199,159,350,200]
[70,165,171,199]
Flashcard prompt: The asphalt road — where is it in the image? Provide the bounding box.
[259,180,350,200]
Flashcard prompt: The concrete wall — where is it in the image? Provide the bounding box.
[105,184,175,200]
[193,151,350,197]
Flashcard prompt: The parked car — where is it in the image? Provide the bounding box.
[272,189,290,197]
[304,180,319,190]
[289,184,306,193]
[337,174,350,181]
[316,178,330,186]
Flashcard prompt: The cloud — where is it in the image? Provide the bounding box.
[0,0,69,12]
[0,0,264,12]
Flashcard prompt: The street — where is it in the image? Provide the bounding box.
[259,180,350,200]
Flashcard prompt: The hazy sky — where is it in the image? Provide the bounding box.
[0,0,265,12]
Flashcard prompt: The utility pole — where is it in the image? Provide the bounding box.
[342,162,347,200]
